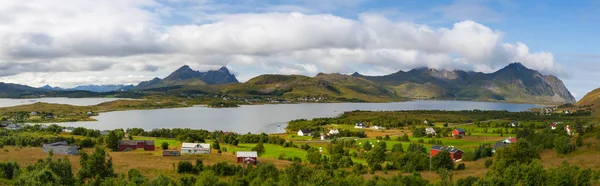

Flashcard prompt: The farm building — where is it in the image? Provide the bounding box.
[237,151,258,165]
[355,122,367,129]
[297,129,312,136]
[503,137,517,144]
[43,141,79,155]
[566,125,573,135]
[373,126,385,130]
[425,127,437,135]
[328,129,339,135]
[430,145,463,161]
[452,128,466,138]
[162,150,181,156]
[181,143,211,154]
[550,122,557,130]
[118,140,155,151]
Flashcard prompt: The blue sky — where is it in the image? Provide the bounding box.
[0,0,598,99]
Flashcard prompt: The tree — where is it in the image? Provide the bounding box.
[212,141,220,150]
[177,161,194,174]
[576,135,583,147]
[431,150,454,171]
[554,135,573,154]
[306,148,322,164]
[78,147,115,181]
[366,142,386,170]
[161,142,169,150]
[363,141,372,151]
[105,131,120,151]
[391,143,404,153]
[251,142,266,157]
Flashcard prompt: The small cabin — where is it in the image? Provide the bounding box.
[452,128,466,138]
[297,129,312,136]
[237,151,258,165]
[430,145,463,161]
[425,127,437,136]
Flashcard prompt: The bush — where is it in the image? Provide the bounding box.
[462,151,475,161]
[161,142,169,150]
[456,163,466,170]
[485,159,493,168]
[0,161,19,179]
[177,161,194,174]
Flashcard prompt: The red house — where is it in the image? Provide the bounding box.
[118,140,155,151]
[430,145,463,161]
[452,128,466,138]
[237,151,258,165]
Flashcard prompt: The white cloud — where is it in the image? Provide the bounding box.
[0,0,564,88]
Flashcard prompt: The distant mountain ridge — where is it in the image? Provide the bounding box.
[41,84,135,92]
[135,65,238,89]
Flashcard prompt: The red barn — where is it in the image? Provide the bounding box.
[430,145,463,161]
[237,151,258,165]
[118,140,155,151]
[452,128,466,138]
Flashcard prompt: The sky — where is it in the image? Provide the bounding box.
[0,0,598,100]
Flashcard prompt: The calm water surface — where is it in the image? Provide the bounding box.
[0,98,126,107]
[54,100,542,134]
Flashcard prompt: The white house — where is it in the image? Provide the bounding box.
[297,129,312,136]
[510,121,519,127]
[328,129,339,135]
[180,143,211,154]
[373,126,385,130]
[565,125,573,136]
[355,122,367,129]
[425,127,437,135]
[63,127,74,133]
[6,124,20,130]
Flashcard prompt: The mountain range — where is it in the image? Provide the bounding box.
[0,63,576,104]
[41,84,135,92]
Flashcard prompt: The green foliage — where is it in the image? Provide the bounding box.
[554,135,574,154]
[251,142,266,157]
[78,147,115,182]
[0,161,19,180]
[456,176,479,186]
[365,142,386,169]
[161,142,169,150]
[391,143,404,153]
[306,148,322,165]
[105,131,120,151]
[485,159,493,168]
[547,162,593,186]
[456,163,466,170]
[491,140,540,174]
[363,141,372,151]
[177,161,194,174]
[407,143,426,153]
[431,150,454,171]
[212,141,220,150]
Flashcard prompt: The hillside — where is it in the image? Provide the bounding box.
[41,84,135,92]
[222,73,398,102]
[576,88,600,116]
[358,63,575,104]
[0,82,47,97]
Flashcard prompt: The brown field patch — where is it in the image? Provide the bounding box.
[0,146,292,179]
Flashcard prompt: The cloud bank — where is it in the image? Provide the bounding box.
[0,0,563,87]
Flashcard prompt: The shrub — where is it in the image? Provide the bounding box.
[161,142,169,150]
[456,163,466,170]
[485,159,493,168]
[177,161,194,174]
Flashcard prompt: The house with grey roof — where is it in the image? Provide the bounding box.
[43,141,79,155]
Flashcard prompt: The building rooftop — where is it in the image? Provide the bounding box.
[237,151,258,157]
[431,145,461,153]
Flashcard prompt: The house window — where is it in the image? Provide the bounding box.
[188,150,191,153]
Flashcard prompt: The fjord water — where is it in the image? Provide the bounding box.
[54,100,542,134]
[0,98,127,107]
